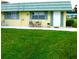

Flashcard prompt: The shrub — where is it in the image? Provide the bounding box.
[72,20,77,28]
[66,20,74,26]
[66,19,77,28]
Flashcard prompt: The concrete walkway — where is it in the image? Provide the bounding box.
[1,26,77,32]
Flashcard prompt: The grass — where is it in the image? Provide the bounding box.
[1,28,77,59]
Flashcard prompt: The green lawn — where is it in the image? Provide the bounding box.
[1,28,77,59]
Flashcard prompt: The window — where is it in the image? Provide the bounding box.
[4,12,19,19]
[30,12,47,19]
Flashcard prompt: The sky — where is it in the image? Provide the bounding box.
[2,0,77,8]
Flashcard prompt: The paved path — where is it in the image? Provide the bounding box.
[1,26,77,32]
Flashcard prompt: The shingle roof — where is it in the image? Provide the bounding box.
[1,1,72,11]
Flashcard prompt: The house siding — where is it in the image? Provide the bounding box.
[19,11,29,26]
[1,11,51,27]
[1,11,66,27]
[28,11,51,27]
[63,11,67,27]
[1,12,20,26]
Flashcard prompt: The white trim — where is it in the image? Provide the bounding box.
[1,26,77,32]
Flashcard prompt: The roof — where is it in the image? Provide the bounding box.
[1,1,72,11]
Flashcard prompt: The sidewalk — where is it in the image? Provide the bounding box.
[1,26,77,32]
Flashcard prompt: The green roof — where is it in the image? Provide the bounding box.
[1,1,72,11]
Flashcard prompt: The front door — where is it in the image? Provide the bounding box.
[53,11,61,27]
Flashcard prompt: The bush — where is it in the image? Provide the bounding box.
[72,20,77,28]
[66,19,77,28]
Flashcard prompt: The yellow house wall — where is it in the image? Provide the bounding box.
[19,11,29,26]
[1,12,29,26]
[63,11,67,27]
[5,20,21,26]
[19,11,51,27]
[1,11,66,27]
[1,12,20,26]
[1,13,20,26]
[1,13,4,20]
[28,11,51,27]
[1,13,5,26]
[1,11,51,27]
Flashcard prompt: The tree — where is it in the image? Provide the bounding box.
[74,5,77,13]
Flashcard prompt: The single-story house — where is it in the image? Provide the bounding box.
[1,1,72,27]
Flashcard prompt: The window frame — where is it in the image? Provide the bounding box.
[30,11,48,20]
[4,12,19,19]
